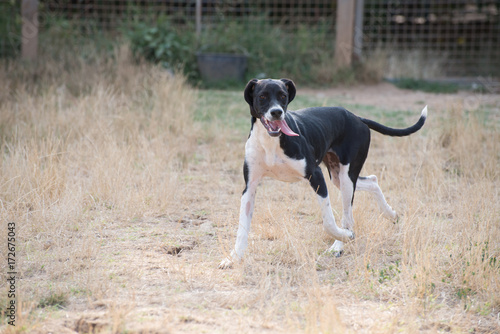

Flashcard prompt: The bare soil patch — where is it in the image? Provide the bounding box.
[300,82,500,114]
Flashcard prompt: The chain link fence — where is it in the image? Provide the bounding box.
[2,0,499,78]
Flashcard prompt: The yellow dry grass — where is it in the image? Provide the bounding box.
[1,46,499,333]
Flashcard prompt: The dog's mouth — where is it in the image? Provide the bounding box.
[260,118,299,137]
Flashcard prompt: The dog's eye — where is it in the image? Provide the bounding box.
[259,95,266,100]
[280,94,286,100]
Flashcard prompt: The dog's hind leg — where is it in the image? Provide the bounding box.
[356,175,397,221]
[309,166,354,245]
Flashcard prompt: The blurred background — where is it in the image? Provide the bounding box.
[3,0,499,89]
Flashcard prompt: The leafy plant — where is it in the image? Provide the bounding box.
[378,261,401,283]
[125,18,197,80]
[198,20,249,55]
[125,16,370,86]
[198,18,337,84]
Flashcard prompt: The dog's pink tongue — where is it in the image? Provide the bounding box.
[276,120,299,136]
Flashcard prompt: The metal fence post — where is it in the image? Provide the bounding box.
[21,0,39,61]
[335,0,356,68]
[196,0,202,38]
[353,0,364,61]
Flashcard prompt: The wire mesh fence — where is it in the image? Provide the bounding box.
[363,0,500,77]
[38,0,337,31]
[2,0,499,78]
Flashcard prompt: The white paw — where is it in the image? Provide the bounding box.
[219,251,242,269]
[218,257,234,269]
[328,240,344,257]
[385,208,398,222]
[340,226,355,241]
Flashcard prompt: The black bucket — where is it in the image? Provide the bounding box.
[197,53,247,84]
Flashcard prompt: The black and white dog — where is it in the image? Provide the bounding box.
[219,78,427,268]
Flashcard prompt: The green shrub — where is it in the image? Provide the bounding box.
[125,17,364,86]
[0,1,21,58]
[126,17,198,80]
[198,18,337,85]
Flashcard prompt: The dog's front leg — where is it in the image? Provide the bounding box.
[219,168,261,269]
[328,164,356,256]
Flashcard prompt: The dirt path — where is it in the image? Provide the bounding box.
[301,82,500,114]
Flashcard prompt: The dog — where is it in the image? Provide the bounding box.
[219,78,427,268]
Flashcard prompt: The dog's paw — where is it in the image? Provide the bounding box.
[329,249,343,257]
[327,240,344,257]
[218,257,234,269]
[334,250,344,257]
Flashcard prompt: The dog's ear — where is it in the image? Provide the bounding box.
[244,79,259,106]
[280,78,296,103]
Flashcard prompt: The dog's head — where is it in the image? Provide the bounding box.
[244,78,298,137]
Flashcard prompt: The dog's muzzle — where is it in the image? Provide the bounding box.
[260,117,299,137]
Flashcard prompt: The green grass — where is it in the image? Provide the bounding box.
[391,78,459,93]
[194,89,343,136]
[194,89,418,138]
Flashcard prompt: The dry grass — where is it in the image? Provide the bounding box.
[1,46,499,333]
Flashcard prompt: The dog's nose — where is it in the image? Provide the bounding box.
[270,108,283,119]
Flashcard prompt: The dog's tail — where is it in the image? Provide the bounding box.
[360,106,427,137]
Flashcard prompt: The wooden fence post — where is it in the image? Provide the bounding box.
[21,0,39,61]
[335,0,356,68]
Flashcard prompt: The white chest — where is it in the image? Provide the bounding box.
[246,123,306,183]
